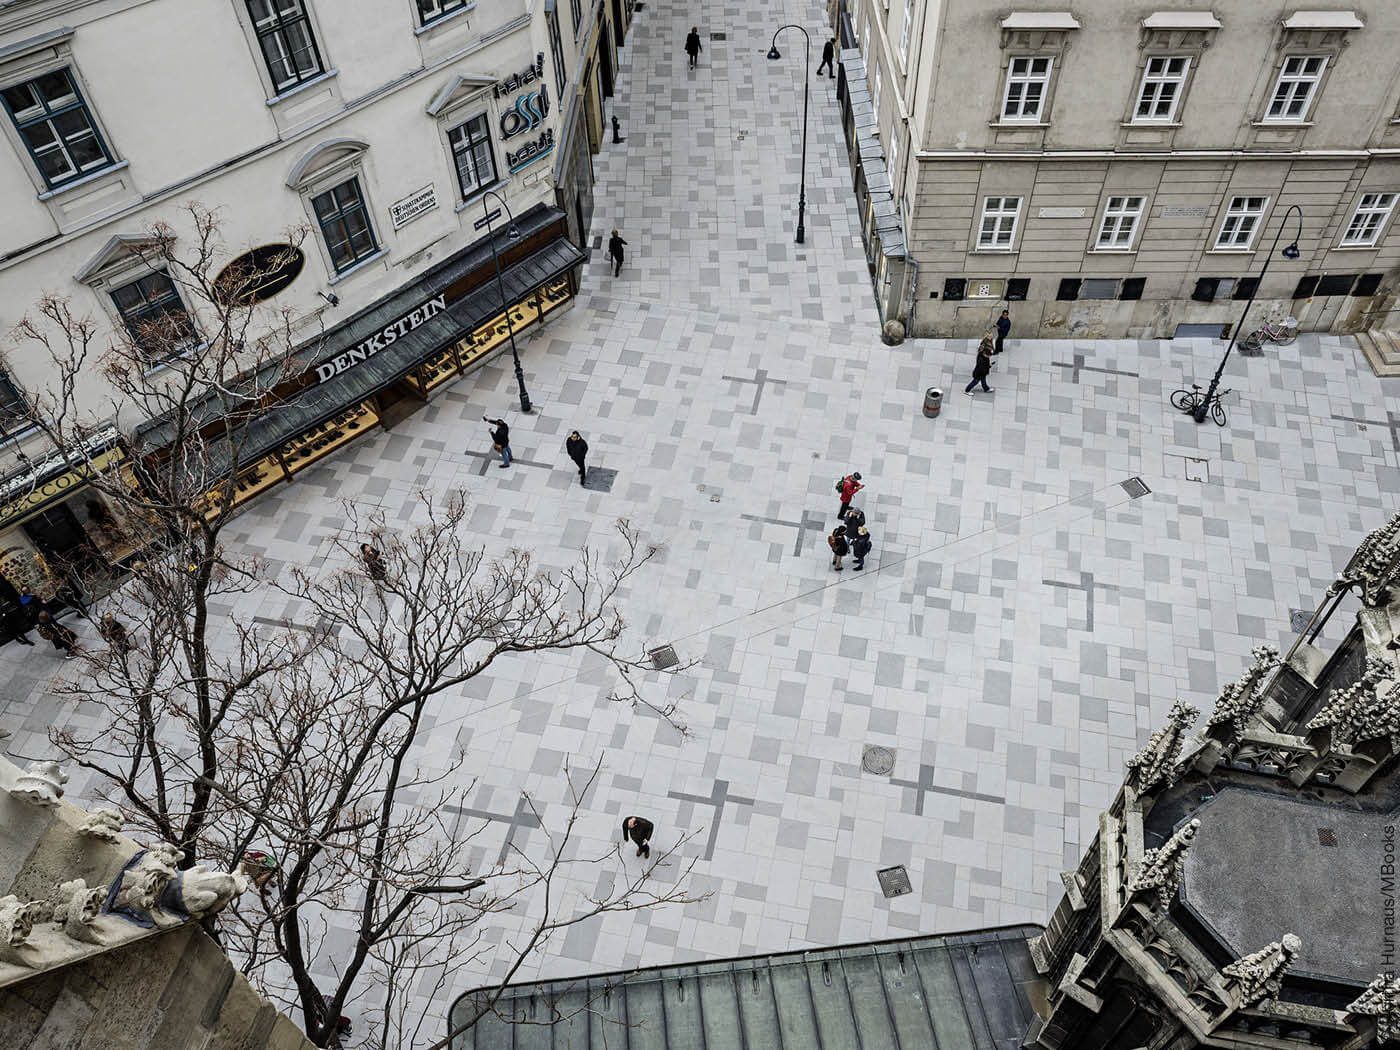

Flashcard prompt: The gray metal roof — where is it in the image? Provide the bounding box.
[450,925,1043,1050]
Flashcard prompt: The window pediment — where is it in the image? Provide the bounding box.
[73,233,164,286]
[425,72,496,118]
[285,137,370,190]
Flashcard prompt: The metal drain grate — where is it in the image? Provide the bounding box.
[862,745,895,775]
[877,866,913,898]
[1120,477,1151,499]
[648,644,680,670]
[1318,827,1337,847]
[591,235,602,250]
[710,32,726,40]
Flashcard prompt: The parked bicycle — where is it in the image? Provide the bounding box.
[1171,383,1232,426]
[1240,316,1298,354]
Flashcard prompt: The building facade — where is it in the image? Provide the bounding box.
[0,0,629,636]
[833,1,1400,344]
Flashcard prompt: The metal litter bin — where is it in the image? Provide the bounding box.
[923,387,943,418]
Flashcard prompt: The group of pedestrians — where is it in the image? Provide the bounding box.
[480,415,592,486]
[9,583,138,659]
[965,310,1012,395]
[828,472,874,572]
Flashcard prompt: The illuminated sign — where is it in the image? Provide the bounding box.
[507,129,554,172]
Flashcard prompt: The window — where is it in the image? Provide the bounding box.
[1096,196,1144,249]
[863,24,870,58]
[569,0,582,35]
[1134,56,1189,121]
[1215,196,1268,249]
[872,65,882,114]
[1000,57,1051,122]
[312,178,379,273]
[1266,55,1326,121]
[1341,193,1396,247]
[888,133,899,193]
[416,0,470,24]
[448,114,497,200]
[111,270,197,362]
[547,10,567,97]
[977,196,1021,250]
[246,0,324,94]
[0,371,31,434]
[898,0,914,65]
[0,69,113,189]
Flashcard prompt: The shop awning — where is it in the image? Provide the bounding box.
[205,232,583,472]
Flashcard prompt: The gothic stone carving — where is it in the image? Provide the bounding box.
[108,845,182,926]
[77,808,124,842]
[1308,657,1400,753]
[1127,699,1200,793]
[1128,818,1201,910]
[1348,975,1400,1044]
[1221,934,1301,1008]
[161,865,248,918]
[9,760,68,806]
[51,879,106,941]
[1334,512,1400,607]
[1205,645,1281,743]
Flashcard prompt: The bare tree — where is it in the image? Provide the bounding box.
[8,219,700,1047]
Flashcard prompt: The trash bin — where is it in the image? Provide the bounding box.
[923,387,943,418]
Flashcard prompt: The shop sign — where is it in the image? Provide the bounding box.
[497,53,550,140]
[507,128,555,172]
[494,53,545,99]
[314,295,447,383]
[389,184,438,230]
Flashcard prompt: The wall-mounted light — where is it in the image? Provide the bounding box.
[318,291,340,307]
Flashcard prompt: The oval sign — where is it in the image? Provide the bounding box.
[214,244,305,305]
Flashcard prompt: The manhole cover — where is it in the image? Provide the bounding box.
[582,467,617,492]
[862,745,895,775]
[1318,827,1337,847]
[648,644,680,670]
[877,865,912,898]
[1120,477,1150,499]
[1290,608,1312,633]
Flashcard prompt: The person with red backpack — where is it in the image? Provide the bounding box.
[836,472,863,520]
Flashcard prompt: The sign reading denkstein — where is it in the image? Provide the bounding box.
[314,295,447,383]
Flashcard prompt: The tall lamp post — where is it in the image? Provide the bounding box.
[479,188,533,414]
[1184,204,1302,424]
[766,25,811,245]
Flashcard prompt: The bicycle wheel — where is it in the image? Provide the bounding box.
[1277,326,1298,346]
[1241,332,1262,354]
[1211,397,1228,426]
[1171,389,1198,412]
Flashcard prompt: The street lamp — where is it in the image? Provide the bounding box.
[766,25,811,245]
[479,188,533,414]
[1183,204,1302,425]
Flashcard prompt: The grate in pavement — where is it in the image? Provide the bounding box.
[862,745,895,775]
[591,235,602,250]
[648,644,680,670]
[1120,477,1150,499]
[710,32,726,40]
[877,866,913,898]
[1318,827,1337,847]
[582,467,617,492]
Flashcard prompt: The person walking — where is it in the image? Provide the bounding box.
[852,526,872,570]
[844,505,866,536]
[837,472,863,520]
[360,543,387,582]
[607,229,627,277]
[964,341,995,395]
[99,613,134,655]
[828,526,850,571]
[684,27,702,69]
[36,609,77,659]
[483,415,512,467]
[622,814,654,859]
[566,430,589,486]
[817,37,836,78]
[995,309,1011,354]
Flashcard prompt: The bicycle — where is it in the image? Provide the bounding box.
[1240,316,1298,354]
[1171,383,1232,426]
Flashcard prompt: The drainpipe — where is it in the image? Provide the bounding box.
[903,253,919,335]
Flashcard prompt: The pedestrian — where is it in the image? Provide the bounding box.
[817,37,836,78]
[852,526,872,570]
[622,814,654,859]
[607,229,627,277]
[995,309,1011,354]
[684,26,702,69]
[844,505,866,535]
[566,430,589,486]
[360,543,387,582]
[836,471,863,520]
[828,526,849,571]
[611,115,624,143]
[964,340,995,395]
[99,613,134,655]
[36,609,77,659]
[483,415,512,467]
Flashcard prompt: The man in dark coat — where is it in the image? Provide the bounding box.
[817,37,836,78]
[844,506,866,536]
[607,229,627,277]
[852,527,873,570]
[483,415,512,467]
[995,309,1011,354]
[622,814,654,858]
[566,430,589,485]
[36,609,77,658]
[964,342,994,395]
[685,27,702,69]
[828,526,849,571]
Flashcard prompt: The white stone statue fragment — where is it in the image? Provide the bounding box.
[110,846,181,924]
[77,808,124,842]
[51,879,107,940]
[164,866,248,917]
[1221,933,1301,1007]
[9,760,68,806]
[0,894,44,957]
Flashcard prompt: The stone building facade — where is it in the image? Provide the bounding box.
[832,0,1400,344]
[0,0,629,639]
[1024,513,1400,1049]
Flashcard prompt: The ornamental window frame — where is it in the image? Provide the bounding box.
[110,268,201,367]
[1132,55,1190,122]
[447,111,499,203]
[415,0,474,29]
[244,0,326,95]
[1214,195,1270,251]
[976,195,1022,252]
[999,55,1052,122]
[1265,54,1327,123]
[0,66,115,191]
[285,138,387,281]
[1340,192,1397,248]
[1095,195,1146,251]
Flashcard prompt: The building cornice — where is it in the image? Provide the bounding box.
[913,146,1400,161]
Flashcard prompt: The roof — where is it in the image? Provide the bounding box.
[1282,10,1364,30]
[999,12,1081,31]
[449,925,1044,1049]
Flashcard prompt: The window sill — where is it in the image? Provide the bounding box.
[1204,247,1257,255]
[988,120,1050,129]
[326,248,389,285]
[968,248,1018,255]
[414,3,476,35]
[266,68,340,107]
[1331,243,1380,251]
[454,179,506,213]
[1120,120,1182,128]
[140,340,206,379]
[0,423,41,451]
[1089,248,1138,255]
[1251,119,1313,129]
[37,160,130,201]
